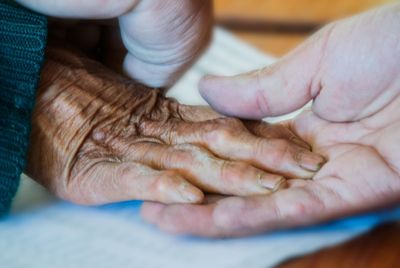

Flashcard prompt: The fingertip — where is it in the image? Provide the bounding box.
[178,183,205,204]
[198,75,222,100]
[298,151,326,172]
[122,53,176,88]
[212,196,247,230]
[258,174,287,192]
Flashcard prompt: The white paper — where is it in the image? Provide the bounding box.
[2,28,400,268]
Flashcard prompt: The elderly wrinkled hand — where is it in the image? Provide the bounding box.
[26,47,324,205]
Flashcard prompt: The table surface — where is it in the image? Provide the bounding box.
[214,0,400,267]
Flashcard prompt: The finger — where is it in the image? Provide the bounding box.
[140,198,235,237]
[15,0,139,18]
[120,0,213,87]
[67,160,204,205]
[141,201,222,236]
[244,120,311,150]
[198,26,334,119]
[210,177,394,237]
[124,142,287,196]
[146,158,400,238]
[140,179,350,237]
[158,102,316,162]
[141,118,325,179]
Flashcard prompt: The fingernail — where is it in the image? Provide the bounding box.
[178,183,204,203]
[298,152,326,172]
[258,174,287,192]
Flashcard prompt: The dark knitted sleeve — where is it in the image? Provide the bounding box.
[0,0,47,214]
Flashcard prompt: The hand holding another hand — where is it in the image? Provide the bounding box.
[141,4,400,237]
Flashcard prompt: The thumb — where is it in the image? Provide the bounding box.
[199,26,333,119]
[15,0,139,18]
[120,0,212,88]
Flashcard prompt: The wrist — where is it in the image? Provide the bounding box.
[36,48,101,146]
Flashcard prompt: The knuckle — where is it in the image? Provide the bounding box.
[282,189,325,220]
[266,139,292,167]
[231,161,253,177]
[153,176,170,194]
[219,160,250,183]
[206,117,243,131]
[205,122,239,144]
[213,197,248,229]
[175,143,205,154]
[175,144,211,161]
[153,171,179,193]
[163,146,196,166]
[174,151,194,165]
[215,127,234,141]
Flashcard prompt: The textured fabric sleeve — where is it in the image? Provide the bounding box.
[0,0,47,214]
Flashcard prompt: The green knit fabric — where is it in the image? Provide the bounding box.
[0,0,47,214]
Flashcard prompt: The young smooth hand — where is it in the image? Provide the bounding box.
[16,0,212,87]
[141,4,400,236]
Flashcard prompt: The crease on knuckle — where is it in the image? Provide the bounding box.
[153,171,178,196]
[255,69,272,116]
[205,119,242,145]
[175,143,208,163]
[212,197,248,230]
[265,139,291,169]
[281,188,325,224]
[207,128,231,146]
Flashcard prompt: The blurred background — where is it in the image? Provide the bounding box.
[214,0,400,267]
[215,0,393,56]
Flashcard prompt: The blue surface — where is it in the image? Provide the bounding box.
[97,200,400,236]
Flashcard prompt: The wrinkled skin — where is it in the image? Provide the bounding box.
[26,47,324,205]
[141,4,400,237]
[16,0,213,87]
